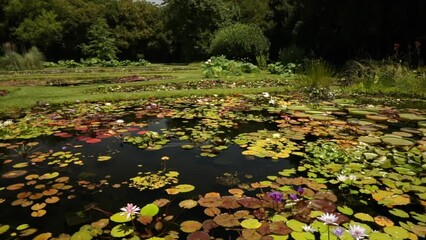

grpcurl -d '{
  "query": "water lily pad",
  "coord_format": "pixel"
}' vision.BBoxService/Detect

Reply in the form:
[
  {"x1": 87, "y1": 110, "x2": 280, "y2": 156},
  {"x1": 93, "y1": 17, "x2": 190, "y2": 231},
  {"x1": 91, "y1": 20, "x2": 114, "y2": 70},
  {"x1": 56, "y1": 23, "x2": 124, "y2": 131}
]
[
  {"x1": 286, "y1": 219, "x2": 305, "y2": 231},
  {"x1": 389, "y1": 208, "x2": 410, "y2": 218},
  {"x1": 0, "y1": 225, "x2": 10, "y2": 234},
  {"x1": 354, "y1": 212, "x2": 374, "y2": 222},
  {"x1": 179, "y1": 199, "x2": 198, "y2": 209},
  {"x1": 337, "y1": 205, "x2": 353, "y2": 215},
  {"x1": 187, "y1": 231, "x2": 210, "y2": 240},
  {"x1": 214, "y1": 213, "x2": 240, "y2": 227},
  {"x1": 111, "y1": 224, "x2": 133, "y2": 238},
  {"x1": 374, "y1": 216, "x2": 394, "y2": 227},
  {"x1": 358, "y1": 136, "x2": 381, "y2": 144},
  {"x1": 33, "y1": 232, "x2": 52, "y2": 240},
  {"x1": 399, "y1": 113, "x2": 426, "y2": 121},
  {"x1": 384, "y1": 226, "x2": 410, "y2": 239},
  {"x1": 97, "y1": 156, "x2": 112, "y2": 162},
  {"x1": 175, "y1": 184, "x2": 195, "y2": 193},
  {"x1": 180, "y1": 220, "x2": 202, "y2": 233},
  {"x1": 110, "y1": 212, "x2": 133, "y2": 223},
  {"x1": 369, "y1": 232, "x2": 392, "y2": 240},
  {"x1": 381, "y1": 136, "x2": 415, "y2": 146},
  {"x1": 241, "y1": 219, "x2": 262, "y2": 229},
  {"x1": 2, "y1": 170, "x2": 27, "y2": 179},
  {"x1": 140, "y1": 203, "x2": 159, "y2": 217},
  {"x1": 16, "y1": 224, "x2": 30, "y2": 231}
]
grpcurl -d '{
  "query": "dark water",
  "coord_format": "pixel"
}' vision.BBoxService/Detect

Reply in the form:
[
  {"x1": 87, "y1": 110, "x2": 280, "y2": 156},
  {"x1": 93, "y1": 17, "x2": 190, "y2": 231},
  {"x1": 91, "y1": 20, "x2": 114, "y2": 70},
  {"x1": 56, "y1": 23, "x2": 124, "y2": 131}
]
[{"x1": 0, "y1": 118, "x2": 295, "y2": 236}]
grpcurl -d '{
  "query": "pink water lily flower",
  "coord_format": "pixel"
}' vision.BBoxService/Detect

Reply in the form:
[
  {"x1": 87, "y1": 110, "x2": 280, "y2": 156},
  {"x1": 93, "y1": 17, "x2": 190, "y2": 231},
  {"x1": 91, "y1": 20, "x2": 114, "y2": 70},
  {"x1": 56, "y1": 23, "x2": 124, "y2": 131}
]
[{"x1": 120, "y1": 203, "x2": 140, "y2": 220}]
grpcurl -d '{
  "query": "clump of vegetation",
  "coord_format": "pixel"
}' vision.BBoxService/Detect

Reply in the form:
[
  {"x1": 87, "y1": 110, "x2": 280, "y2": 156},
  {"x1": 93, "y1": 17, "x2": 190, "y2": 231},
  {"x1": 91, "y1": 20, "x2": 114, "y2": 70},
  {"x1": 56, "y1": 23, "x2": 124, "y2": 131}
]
[
  {"x1": 209, "y1": 23, "x2": 270, "y2": 66},
  {"x1": 0, "y1": 43, "x2": 45, "y2": 71},
  {"x1": 268, "y1": 62, "x2": 298, "y2": 76},
  {"x1": 297, "y1": 59, "x2": 336, "y2": 100},
  {"x1": 343, "y1": 60, "x2": 426, "y2": 97},
  {"x1": 202, "y1": 55, "x2": 259, "y2": 78},
  {"x1": 44, "y1": 58, "x2": 150, "y2": 68}
]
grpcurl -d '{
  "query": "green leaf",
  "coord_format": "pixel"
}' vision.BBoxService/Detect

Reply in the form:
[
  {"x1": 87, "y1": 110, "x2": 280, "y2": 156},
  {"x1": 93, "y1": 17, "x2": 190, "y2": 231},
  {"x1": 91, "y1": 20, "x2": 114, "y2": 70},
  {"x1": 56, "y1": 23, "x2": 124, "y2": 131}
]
[
  {"x1": 140, "y1": 204, "x2": 159, "y2": 217},
  {"x1": 241, "y1": 219, "x2": 262, "y2": 229},
  {"x1": 291, "y1": 232, "x2": 315, "y2": 240},
  {"x1": 369, "y1": 232, "x2": 392, "y2": 240},
  {"x1": 110, "y1": 212, "x2": 133, "y2": 223},
  {"x1": 383, "y1": 226, "x2": 409, "y2": 239},
  {"x1": 286, "y1": 219, "x2": 305, "y2": 231},
  {"x1": 354, "y1": 212, "x2": 374, "y2": 222},
  {"x1": 389, "y1": 209, "x2": 409, "y2": 218},
  {"x1": 337, "y1": 206, "x2": 354, "y2": 215},
  {"x1": 111, "y1": 224, "x2": 134, "y2": 238},
  {"x1": 0, "y1": 225, "x2": 10, "y2": 235}
]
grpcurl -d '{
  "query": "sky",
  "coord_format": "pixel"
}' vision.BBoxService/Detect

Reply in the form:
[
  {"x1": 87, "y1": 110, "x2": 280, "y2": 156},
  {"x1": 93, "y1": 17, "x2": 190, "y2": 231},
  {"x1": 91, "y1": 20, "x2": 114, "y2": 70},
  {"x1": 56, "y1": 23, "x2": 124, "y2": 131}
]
[{"x1": 147, "y1": 0, "x2": 164, "y2": 4}]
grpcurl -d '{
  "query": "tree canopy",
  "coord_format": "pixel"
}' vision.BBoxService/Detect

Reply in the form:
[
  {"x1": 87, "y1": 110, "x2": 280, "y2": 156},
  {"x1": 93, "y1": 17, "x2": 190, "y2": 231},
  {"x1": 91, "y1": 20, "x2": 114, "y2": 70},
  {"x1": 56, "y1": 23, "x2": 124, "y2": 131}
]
[{"x1": 0, "y1": 0, "x2": 425, "y2": 63}]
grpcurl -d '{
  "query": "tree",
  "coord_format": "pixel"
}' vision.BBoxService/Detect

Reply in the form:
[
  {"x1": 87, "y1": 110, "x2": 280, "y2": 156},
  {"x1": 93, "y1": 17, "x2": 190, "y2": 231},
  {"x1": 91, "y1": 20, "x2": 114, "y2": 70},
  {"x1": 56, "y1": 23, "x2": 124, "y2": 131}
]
[
  {"x1": 14, "y1": 10, "x2": 63, "y2": 50},
  {"x1": 210, "y1": 23, "x2": 270, "y2": 63},
  {"x1": 80, "y1": 18, "x2": 118, "y2": 61},
  {"x1": 164, "y1": 0, "x2": 234, "y2": 61}
]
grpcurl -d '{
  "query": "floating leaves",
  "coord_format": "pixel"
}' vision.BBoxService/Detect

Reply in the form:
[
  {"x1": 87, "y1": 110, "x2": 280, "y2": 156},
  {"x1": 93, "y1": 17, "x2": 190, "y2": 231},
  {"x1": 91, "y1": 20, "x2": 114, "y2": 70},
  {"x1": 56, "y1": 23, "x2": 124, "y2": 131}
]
[{"x1": 180, "y1": 220, "x2": 202, "y2": 233}]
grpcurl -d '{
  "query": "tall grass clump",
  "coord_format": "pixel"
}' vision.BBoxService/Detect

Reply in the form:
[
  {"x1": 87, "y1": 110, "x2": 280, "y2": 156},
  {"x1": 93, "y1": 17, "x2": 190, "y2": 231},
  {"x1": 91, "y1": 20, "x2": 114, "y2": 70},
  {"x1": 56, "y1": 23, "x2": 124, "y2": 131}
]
[
  {"x1": 343, "y1": 60, "x2": 426, "y2": 97},
  {"x1": 298, "y1": 59, "x2": 336, "y2": 100},
  {"x1": 0, "y1": 44, "x2": 45, "y2": 71}
]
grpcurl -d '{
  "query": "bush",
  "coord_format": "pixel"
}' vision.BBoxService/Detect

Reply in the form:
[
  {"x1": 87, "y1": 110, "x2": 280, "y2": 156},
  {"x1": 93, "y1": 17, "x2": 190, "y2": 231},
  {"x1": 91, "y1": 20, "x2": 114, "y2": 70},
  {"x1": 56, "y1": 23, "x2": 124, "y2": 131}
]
[
  {"x1": 268, "y1": 62, "x2": 298, "y2": 76},
  {"x1": 0, "y1": 47, "x2": 45, "y2": 71},
  {"x1": 210, "y1": 23, "x2": 270, "y2": 64},
  {"x1": 202, "y1": 56, "x2": 259, "y2": 78}
]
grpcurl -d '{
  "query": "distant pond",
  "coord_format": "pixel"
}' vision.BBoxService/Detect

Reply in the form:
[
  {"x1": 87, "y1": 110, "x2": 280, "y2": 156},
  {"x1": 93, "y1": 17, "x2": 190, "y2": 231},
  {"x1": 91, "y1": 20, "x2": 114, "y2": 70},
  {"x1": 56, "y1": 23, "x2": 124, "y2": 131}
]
[{"x1": 0, "y1": 94, "x2": 425, "y2": 240}]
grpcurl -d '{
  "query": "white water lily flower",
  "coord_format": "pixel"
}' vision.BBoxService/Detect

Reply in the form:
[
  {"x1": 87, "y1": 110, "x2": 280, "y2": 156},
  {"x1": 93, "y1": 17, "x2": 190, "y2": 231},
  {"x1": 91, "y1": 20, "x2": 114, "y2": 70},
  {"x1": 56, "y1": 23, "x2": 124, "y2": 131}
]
[
  {"x1": 337, "y1": 174, "x2": 348, "y2": 182},
  {"x1": 105, "y1": 102, "x2": 112, "y2": 106},
  {"x1": 348, "y1": 174, "x2": 357, "y2": 181},
  {"x1": 317, "y1": 213, "x2": 339, "y2": 225},
  {"x1": 262, "y1": 92, "x2": 270, "y2": 98},
  {"x1": 116, "y1": 119, "x2": 124, "y2": 124},
  {"x1": 348, "y1": 224, "x2": 368, "y2": 240},
  {"x1": 269, "y1": 99, "x2": 275, "y2": 104},
  {"x1": 3, "y1": 120, "x2": 13, "y2": 126},
  {"x1": 272, "y1": 133, "x2": 281, "y2": 139},
  {"x1": 302, "y1": 225, "x2": 316, "y2": 233}
]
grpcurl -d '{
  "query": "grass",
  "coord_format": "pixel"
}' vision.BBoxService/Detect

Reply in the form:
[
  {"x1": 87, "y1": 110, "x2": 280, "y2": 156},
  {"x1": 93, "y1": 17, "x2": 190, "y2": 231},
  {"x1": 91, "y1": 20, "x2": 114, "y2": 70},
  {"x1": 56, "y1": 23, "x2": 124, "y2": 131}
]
[{"x1": 0, "y1": 65, "x2": 293, "y2": 115}]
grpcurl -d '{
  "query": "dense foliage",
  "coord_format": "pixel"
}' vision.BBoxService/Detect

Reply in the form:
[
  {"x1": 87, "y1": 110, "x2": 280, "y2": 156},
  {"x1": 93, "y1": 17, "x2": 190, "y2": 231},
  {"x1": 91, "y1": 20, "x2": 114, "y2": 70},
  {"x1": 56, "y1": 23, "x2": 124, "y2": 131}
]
[
  {"x1": 0, "y1": 0, "x2": 425, "y2": 64},
  {"x1": 210, "y1": 23, "x2": 270, "y2": 63}
]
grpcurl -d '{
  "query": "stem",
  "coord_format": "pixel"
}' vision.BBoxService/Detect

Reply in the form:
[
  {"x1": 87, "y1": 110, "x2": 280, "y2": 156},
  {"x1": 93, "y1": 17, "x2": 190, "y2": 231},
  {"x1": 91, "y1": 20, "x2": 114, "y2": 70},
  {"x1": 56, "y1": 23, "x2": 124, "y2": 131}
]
[{"x1": 328, "y1": 225, "x2": 330, "y2": 240}]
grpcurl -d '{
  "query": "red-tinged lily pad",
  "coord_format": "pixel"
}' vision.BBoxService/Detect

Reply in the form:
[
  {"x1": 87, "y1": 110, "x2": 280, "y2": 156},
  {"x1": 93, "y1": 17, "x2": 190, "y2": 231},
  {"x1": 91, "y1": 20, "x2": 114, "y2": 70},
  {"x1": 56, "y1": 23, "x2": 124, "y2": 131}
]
[
  {"x1": 7, "y1": 183, "x2": 25, "y2": 190},
  {"x1": 91, "y1": 219, "x2": 109, "y2": 229},
  {"x1": 198, "y1": 197, "x2": 223, "y2": 208},
  {"x1": 270, "y1": 221, "x2": 292, "y2": 235},
  {"x1": 45, "y1": 196, "x2": 60, "y2": 204},
  {"x1": 237, "y1": 197, "x2": 264, "y2": 209},
  {"x1": 54, "y1": 132, "x2": 73, "y2": 138},
  {"x1": 2, "y1": 170, "x2": 27, "y2": 179},
  {"x1": 179, "y1": 199, "x2": 198, "y2": 209},
  {"x1": 180, "y1": 220, "x2": 202, "y2": 233},
  {"x1": 17, "y1": 191, "x2": 32, "y2": 199},
  {"x1": 187, "y1": 231, "x2": 210, "y2": 240},
  {"x1": 308, "y1": 199, "x2": 336, "y2": 213},
  {"x1": 31, "y1": 209, "x2": 47, "y2": 217},
  {"x1": 204, "y1": 207, "x2": 221, "y2": 217},
  {"x1": 219, "y1": 196, "x2": 241, "y2": 209},
  {"x1": 31, "y1": 203, "x2": 46, "y2": 211},
  {"x1": 85, "y1": 138, "x2": 101, "y2": 144},
  {"x1": 214, "y1": 213, "x2": 240, "y2": 227}
]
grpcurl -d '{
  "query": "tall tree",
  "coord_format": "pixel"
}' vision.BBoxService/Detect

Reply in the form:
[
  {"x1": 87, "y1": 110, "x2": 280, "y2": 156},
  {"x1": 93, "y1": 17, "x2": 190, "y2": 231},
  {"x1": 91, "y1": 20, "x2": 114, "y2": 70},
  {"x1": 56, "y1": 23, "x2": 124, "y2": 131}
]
[
  {"x1": 80, "y1": 18, "x2": 118, "y2": 60},
  {"x1": 163, "y1": 0, "x2": 234, "y2": 61}
]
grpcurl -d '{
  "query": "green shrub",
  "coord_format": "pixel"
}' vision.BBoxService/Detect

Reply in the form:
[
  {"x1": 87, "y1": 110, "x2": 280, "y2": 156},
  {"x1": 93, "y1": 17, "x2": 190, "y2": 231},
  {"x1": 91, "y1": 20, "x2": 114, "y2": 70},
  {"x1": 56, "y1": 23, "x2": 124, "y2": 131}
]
[
  {"x1": 210, "y1": 23, "x2": 270, "y2": 63},
  {"x1": 202, "y1": 56, "x2": 259, "y2": 78},
  {"x1": 22, "y1": 47, "x2": 45, "y2": 70},
  {"x1": 268, "y1": 62, "x2": 298, "y2": 76}
]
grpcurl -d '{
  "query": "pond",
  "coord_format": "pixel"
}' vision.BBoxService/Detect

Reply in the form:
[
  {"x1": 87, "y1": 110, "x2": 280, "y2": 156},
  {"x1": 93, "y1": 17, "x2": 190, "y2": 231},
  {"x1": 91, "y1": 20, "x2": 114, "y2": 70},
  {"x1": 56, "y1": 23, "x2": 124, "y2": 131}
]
[{"x1": 0, "y1": 94, "x2": 425, "y2": 240}]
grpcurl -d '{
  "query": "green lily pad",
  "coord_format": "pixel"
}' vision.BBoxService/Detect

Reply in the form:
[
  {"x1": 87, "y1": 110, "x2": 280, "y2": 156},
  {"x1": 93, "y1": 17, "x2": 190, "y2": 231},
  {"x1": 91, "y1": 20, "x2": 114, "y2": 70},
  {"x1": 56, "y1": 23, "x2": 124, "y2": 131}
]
[
  {"x1": 290, "y1": 232, "x2": 315, "y2": 240},
  {"x1": 383, "y1": 226, "x2": 409, "y2": 239},
  {"x1": 140, "y1": 204, "x2": 159, "y2": 217},
  {"x1": 354, "y1": 213, "x2": 374, "y2": 222},
  {"x1": 268, "y1": 235, "x2": 289, "y2": 240},
  {"x1": 309, "y1": 114, "x2": 335, "y2": 121},
  {"x1": 111, "y1": 224, "x2": 134, "y2": 238},
  {"x1": 337, "y1": 205, "x2": 354, "y2": 215},
  {"x1": 241, "y1": 219, "x2": 262, "y2": 229},
  {"x1": 110, "y1": 212, "x2": 133, "y2": 223},
  {"x1": 369, "y1": 232, "x2": 392, "y2": 240},
  {"x1": 0, "y1": 225, "x2": 10, "y2": 234},
  {"x1": 286, "y1": 219, "x2": 305, "y2": 231},
  {"x1": 358, "y1": 136, "x2": 381, "y2": 144},
  {"x1": 399, "y1": 113, "x2": 426, "y2": 121},
  {"x1": 419, "y1": 121, "x2": 426, "y2": 128},
  {"x1": 389, "y1": 209, "x2": 409, "y2": 218},
  {"x1": 381, "y1": 136, "x2": 415, "y2": 146},
  {"x1": 16, "y1": 224, "x2": 30, "y2": 231},
  {"x1": 181, "y1": 144, "x2": 195, "y2": 150}
]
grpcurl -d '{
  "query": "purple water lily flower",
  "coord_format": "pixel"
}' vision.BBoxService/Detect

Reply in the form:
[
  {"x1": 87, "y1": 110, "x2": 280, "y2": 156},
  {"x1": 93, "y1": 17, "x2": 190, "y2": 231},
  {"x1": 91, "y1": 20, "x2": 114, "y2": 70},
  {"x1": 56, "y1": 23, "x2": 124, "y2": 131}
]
[
  {"x1": 333, "y1": 227, "x2": 345, "y2": 237},
  {"x1": 297, "y1": 186, "x2": 304, "y2": 195},
  {"x1": 268, "y1": 191, "x2": 284, "y2": 203},
  {"x1": 289, "y1": 194, "x2": 299, "y2": 201}
]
